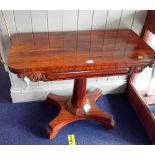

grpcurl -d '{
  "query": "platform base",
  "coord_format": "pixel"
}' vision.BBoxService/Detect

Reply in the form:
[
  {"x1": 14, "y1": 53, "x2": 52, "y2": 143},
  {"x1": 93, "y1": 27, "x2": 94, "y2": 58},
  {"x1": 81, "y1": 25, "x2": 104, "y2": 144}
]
[{"x1": 45, "y1": 88, "x2": 115, "y2": 139}]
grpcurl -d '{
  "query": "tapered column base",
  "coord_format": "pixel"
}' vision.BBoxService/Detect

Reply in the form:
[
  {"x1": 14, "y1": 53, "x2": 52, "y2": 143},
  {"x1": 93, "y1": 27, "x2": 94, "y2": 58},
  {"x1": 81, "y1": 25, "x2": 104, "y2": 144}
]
[{"x1": 45, "y1": 88, "x2": 115, "y2": 139}]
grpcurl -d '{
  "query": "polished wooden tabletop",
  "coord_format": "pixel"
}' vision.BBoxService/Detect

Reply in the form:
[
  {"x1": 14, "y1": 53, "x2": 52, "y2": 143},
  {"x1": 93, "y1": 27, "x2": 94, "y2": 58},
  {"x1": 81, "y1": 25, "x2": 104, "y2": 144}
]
[{"x1": 8, "y1": 29, "x2": 155, "y2": 74}]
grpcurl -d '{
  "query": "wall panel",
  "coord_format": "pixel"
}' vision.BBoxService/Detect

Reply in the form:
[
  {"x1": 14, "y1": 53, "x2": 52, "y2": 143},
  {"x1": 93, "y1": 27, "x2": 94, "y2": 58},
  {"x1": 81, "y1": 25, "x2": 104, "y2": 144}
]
[
  {"x1": 63, "y1": 10, "x2": 78, "y2": 31},
  {"x1": 78, "y1": 10, "x2": 94, "y2": 30},
  {"x1": 2, "y1": 10, "x2": 16, "y2": 36},
  {"x1": 92, "y1": 10, "x2": 108, "y2": 30},
  {"x1": 13, "y1": 10, "x2": 32, "y2": 33},
  {"x1": 119, "y1": 10, "x2": 136, "y2": 29},
  {"x1": 132, "y1": 10, "x2": 148, "y2": 35},
  {"x1": 47, "y1": 10, "x2": 63, "y2": 32},
  {"x1": 30, "y1": 10, "x2": 48, "y2": 32},
  {"x1": 106, "y1": 10, "x2": 122, "y2": 29}
]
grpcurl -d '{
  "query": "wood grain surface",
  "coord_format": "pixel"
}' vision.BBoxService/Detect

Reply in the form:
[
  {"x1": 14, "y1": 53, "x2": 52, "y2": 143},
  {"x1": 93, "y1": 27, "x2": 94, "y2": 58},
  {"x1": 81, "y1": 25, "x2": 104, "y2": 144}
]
[{"x1": 8, "y1": 29, "x2": 155, "y2": 77}]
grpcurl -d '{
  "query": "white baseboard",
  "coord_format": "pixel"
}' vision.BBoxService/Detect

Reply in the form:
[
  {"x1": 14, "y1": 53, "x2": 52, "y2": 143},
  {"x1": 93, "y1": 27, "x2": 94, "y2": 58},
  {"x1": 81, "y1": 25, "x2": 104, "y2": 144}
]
[{"x1": 11, "y1": 81, "x2": 127, "y2": 103}]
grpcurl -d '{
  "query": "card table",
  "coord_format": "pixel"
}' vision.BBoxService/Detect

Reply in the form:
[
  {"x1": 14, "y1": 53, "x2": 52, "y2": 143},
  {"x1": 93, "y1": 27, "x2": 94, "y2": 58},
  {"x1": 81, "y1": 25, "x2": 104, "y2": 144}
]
[{"x1": 7, "y1": 29, "x2": 155, "y2": 139}]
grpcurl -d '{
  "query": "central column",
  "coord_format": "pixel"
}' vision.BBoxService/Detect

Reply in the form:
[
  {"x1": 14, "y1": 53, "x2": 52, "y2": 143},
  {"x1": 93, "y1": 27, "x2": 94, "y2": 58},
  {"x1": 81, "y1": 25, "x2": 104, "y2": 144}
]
[
  {"x1": 67, "y1": 78, "x2": 89, "y2": 115},
  {"x1": 72, "y1": 78, "x2": 87, "y2": 107}
]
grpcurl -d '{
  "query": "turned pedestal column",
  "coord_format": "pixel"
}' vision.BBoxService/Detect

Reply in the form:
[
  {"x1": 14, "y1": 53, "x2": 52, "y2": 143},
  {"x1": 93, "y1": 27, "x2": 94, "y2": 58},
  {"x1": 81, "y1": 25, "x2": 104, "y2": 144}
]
[{"x1": 45, "y1": 78, "x2": 115, "y2": 139}]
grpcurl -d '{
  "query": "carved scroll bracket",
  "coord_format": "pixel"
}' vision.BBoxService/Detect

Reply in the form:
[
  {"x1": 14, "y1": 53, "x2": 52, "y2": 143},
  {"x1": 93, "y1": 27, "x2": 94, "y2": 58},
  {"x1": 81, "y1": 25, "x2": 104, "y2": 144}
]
[
  {"x1": 18, "y1": 72, "x2": 48, "y2": 82},
  {"x1": 131, "y1": 65, "x2": 148, "y2": 74},
  {"x1": 130, "y1": 62, "x2": 154, "y2": 75}
]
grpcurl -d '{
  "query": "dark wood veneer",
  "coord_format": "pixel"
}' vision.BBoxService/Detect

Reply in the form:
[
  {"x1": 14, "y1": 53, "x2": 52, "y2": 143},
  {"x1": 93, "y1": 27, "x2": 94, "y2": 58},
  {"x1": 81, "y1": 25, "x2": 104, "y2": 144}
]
[{"x1": 8, "y1": 29, "x2": 155, "y2": 75}]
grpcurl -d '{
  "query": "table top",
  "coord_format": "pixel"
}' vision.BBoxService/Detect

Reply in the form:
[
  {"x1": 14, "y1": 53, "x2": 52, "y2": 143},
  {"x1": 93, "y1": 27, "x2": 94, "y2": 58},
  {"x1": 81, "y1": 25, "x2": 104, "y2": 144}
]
[{"x1": 8, "y1": 29, "x2": 155, "y2": 77}]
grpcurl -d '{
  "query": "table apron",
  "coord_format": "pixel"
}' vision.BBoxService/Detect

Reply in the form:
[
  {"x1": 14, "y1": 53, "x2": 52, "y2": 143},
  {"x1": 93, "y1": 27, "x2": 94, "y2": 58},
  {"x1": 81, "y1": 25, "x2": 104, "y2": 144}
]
[{"x1": 46, "y1": 68, "x2": 130, "y2": 81}]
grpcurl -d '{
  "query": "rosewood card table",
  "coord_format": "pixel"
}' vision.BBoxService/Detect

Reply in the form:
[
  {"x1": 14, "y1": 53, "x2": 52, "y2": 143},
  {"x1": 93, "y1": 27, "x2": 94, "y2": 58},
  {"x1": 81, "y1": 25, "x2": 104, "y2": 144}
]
[{"x1": 7, "y1": 29, "x2": 155, "y2": 139}]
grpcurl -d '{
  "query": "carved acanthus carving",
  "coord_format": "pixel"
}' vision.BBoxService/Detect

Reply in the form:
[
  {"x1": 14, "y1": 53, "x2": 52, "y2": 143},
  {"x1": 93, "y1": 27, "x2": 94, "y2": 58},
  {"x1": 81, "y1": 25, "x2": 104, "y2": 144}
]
[
  {"x1": 130, "y1": 62, "x2": 154, "y2": 74},
  {"x1": 132, "y1": 65, "x2": 148, "y2": 73},
  {"x1": 18, "y1": 72, "x2": 48, "y2": 82}
]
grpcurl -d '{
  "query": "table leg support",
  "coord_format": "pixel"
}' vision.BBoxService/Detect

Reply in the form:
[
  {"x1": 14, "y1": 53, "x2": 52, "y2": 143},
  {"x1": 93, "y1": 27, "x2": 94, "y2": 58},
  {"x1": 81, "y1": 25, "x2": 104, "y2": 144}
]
[{"x1": 45, "y1": 78, "x2": 115, "y2": 139}]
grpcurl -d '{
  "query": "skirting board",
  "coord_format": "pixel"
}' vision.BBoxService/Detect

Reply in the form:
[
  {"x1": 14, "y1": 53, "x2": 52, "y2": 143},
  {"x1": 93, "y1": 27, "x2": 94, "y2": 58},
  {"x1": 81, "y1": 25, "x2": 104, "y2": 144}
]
[{"x1": 11, "y1": 81, "x2": 127, "y2": 103}]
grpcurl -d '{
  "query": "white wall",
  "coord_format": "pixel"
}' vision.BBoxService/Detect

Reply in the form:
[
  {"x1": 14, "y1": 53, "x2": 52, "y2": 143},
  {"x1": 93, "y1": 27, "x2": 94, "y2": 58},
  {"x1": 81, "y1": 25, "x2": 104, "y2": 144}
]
[{"x1": 0, "y1": 10, "x2": 148, "y2": 103}]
